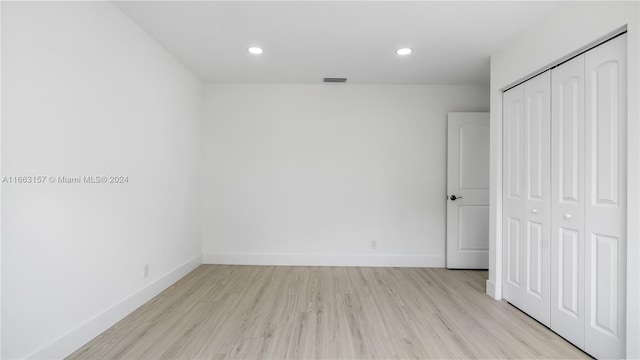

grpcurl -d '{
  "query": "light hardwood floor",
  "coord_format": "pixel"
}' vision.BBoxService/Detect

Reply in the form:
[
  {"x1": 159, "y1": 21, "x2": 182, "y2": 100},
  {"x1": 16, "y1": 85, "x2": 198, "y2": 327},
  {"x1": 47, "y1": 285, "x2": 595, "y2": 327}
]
[{"x1": 68, "y1": 265, "x2": 588, "y2": 359}]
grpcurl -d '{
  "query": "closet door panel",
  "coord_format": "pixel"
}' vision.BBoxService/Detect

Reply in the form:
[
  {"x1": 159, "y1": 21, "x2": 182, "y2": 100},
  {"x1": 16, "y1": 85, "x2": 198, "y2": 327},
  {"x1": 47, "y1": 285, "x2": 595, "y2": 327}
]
[
  {"x1": 584, "y1": 33, "x2": 627, "y2": 360},
  {"x1": 503, "y1": 84, "x2": 525, "y2": 307},
  {"x1": 522, "y1": 71, "x2": 551, "y2": 325},
  {"x1": 505, "y1": 86, "x2": 525, "y2": 203},
  {"x1": 502, "y1": 73, "x2": 551, "y2": 327},
  {"x1": 551, "y1": 54, "x2": 585, "y2": 349},
  {"x1": 559, "y1": 228, "x2": 580, "y2": 315}
]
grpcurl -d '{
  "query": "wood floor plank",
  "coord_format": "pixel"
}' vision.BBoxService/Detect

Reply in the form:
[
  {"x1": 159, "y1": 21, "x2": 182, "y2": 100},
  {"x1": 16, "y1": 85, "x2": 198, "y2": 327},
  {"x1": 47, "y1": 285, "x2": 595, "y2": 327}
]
[{"x1": 67, "y1": 265, "x2": 589, "y2": 360}]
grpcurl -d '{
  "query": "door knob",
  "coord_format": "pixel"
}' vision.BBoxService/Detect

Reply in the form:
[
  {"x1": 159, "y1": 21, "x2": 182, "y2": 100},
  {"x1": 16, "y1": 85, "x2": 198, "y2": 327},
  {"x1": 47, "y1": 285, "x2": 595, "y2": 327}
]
[
  {"x1": 531, "y1": 209, "x2": 538, "y2": 214},
  {"x1": 449, "y1": 195, "x2": 463, "y2": 201},
  {"x1": 563, "y1": 213, "x2": 572, "y2": 220}
]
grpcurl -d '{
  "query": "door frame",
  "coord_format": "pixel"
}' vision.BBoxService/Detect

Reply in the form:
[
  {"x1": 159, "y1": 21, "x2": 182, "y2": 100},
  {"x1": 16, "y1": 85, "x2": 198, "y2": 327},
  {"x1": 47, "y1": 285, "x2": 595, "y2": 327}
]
[{"x1": 445, "y1": 112, "x2": 490, "y2": 269}]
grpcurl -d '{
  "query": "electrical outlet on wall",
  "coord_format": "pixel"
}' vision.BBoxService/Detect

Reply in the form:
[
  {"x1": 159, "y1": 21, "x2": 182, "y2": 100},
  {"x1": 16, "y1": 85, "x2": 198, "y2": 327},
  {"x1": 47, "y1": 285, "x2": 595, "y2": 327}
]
[
  {"x1": 144, "y1": 264, "x2": 149, "y2": 278},
  {"x1": 371, "y1": 240, "x2": 377, "y2": 249}
]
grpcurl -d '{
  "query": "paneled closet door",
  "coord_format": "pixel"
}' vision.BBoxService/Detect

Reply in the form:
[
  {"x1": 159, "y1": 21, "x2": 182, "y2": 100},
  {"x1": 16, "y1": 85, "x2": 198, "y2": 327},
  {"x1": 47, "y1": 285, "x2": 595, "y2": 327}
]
[
  {"x1": 584, "y1": 33, "x2": 627, "y2": 360},
  {"x1": 502, "y1": 84, "x2": 526, "y2": 310},
  {"x1": 521, "y1": 72, "x2": 552, "y2": 325},
  {"x1": 551, "y1": 54, "x2": 586, "y2": 349},
  {"x1": 502, "y1": 72, "x2": 551, "y2": 326},
  {"x1": 504, "y1": 33, "x2": 627, "y2": 359}
]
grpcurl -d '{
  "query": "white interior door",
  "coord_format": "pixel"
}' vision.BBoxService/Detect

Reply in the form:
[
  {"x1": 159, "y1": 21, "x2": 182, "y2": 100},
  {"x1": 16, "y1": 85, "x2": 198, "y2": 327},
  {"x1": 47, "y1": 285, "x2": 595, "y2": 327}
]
[
  {"x1": 584, "y1": 33, "x2": 627, "y2": 360},
  {"x1": 502, "y1": 72, "x2": 551, "y2": 326},
  {"x1": 502, "y1": 33, "x2": 627, "y2": 359},
  {"x1": 446, "y1": 112, "x2": 490, "y2": 269},
  {"x1": 502, "y1": 83, "x2": 526, "y2": 307},
  {"x1": 522, "y1": 71, "x2": 552, "y2": 325},
  {"x1": 551, "y1": 52, "x2": 586, "y2": 349}
]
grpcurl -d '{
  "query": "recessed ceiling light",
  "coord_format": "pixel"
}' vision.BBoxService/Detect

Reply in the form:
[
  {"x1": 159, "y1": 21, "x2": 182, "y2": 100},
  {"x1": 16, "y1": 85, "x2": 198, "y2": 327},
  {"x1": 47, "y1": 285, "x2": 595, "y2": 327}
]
[
  {"x1": 396, "y1": 48, "x2": 412, "y2": 56},
  {"x1": 248, "y1": 47, "x2": 264, "y2": 55}
]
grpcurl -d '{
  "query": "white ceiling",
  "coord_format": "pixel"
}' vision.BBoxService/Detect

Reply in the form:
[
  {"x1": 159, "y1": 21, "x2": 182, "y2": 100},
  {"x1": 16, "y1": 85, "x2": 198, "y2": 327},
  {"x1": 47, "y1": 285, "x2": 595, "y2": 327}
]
[{"x1": 114, "y1": 1, "x2": 561, "y2": 85}]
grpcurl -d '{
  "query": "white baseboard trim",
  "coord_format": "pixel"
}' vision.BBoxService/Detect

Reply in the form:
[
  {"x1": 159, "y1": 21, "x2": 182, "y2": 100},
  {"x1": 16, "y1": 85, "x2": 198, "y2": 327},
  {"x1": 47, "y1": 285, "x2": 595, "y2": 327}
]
[
  {"x1": 26, "y1": 255, "x2": 202, "y2": 360},
  {"x1": 486, "y1": 279, "x2": 502, "y2": 300},
  {"x1": 202, "y1": 252, "x2": 444, "y2": 267}
]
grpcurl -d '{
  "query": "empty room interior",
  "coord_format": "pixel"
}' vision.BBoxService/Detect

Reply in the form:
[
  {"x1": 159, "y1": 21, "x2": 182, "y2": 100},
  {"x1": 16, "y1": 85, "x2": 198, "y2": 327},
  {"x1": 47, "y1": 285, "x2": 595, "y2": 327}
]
[{"x1": 1, "y1": 1, "x2": 639, "y2": 359}]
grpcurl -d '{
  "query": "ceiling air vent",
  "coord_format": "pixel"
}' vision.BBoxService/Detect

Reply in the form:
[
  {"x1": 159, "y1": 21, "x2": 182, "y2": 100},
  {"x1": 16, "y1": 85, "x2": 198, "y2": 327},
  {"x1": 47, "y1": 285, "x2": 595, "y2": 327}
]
[{"x1": 323, "y1": 77, "x2": 347, "y2": 83}]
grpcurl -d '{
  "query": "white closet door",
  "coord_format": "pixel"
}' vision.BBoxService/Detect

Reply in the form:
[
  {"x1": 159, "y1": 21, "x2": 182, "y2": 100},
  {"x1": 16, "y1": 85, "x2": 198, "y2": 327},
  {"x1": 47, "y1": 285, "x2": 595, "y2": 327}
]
[
  {"x1": 502, "y1": 84, "x2": 526, "y2": 309},
  {"x1": 503, "y1": 72, "x2": 551, "y2": 325},
  {"x1": 551, "y1": 54, "x2": 586, "y2": 349},
  {"x1": 503, "y1": 33, "x2": 627, "y2": 359},
  {"x1": 584, "y1": 34, "x2": 627, "y2": 359},
  {"x1": 521, "y1": 71, "x2": 552, "y2": 326}
]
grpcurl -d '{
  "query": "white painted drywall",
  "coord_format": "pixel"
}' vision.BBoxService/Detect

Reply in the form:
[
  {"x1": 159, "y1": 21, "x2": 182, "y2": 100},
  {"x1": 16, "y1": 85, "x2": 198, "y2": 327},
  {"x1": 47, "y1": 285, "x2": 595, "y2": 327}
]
[
  {"x1": 1, "y1": 2, "x2": 203, "y2": 358},
  {"x1": 203, "y1": 84, "x2": 488, "y2": 267},
  {"x1": 488, "y1": 1, "x2": 639, "y2": 357},
  {"x1": 0, "y1": 2, "x2": 3, "y2": 356}
]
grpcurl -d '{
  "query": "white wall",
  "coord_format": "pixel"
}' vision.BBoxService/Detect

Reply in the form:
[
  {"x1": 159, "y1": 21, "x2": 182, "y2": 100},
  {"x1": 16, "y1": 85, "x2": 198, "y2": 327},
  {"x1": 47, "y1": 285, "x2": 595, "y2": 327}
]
[
  {"x1": 488, "y1": 1, "x2": 639, "y2": 357},
  {"x1": 203, "y1": 84, "x2": 488, "y2": 267},
  {"x1": 1, "y1": 2, "x2": 203, "y2": 358},
  {"x1": 0, "y1": 2, "x2": 3, "y2": 356}
]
